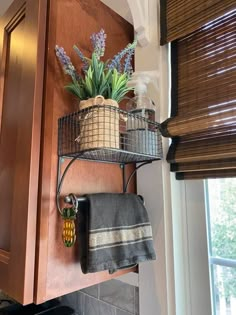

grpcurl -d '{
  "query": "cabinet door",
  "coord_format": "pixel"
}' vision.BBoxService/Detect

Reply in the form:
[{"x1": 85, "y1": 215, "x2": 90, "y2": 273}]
[
  {"x1": 35, "y1": 0, "x2": 136, "y2": 304},
  {"x1": 0, "y1": 0, "x2": 47, "y2": 305}
]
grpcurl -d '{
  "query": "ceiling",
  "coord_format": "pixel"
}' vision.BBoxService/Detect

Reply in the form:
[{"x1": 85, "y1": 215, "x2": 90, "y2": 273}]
[
  {"x1": 0, "y1": 0, "x2": 14, "y2": 16},
  {"x1": 100, "y1": 0, "x2": 133, "y2": 24}
]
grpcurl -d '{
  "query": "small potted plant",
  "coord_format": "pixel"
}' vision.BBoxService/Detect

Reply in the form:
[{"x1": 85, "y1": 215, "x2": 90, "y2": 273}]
[
  {"x1": 55, "y1": 29, "x2": 137, "y2": 150},
  {"x1": 55, "y1": 29, "x2": 137, "y2": 105}
]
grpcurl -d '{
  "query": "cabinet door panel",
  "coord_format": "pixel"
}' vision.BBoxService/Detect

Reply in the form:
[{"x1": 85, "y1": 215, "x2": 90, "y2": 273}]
[
  {"x1": 35, "y1": 0, "x2": 136, "y2": 304},
  {"x1": 0, "y1": 0, "x2": 47, "y2": 305},
  {"x1": 0, "y1": 13, "x2": 25, "y2": 252}
]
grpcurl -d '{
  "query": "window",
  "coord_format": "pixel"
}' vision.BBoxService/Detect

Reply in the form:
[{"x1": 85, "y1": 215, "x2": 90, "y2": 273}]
[
  {"x1": 161, "y1": 2, "x2": 236, "y2": 314},
  {"x1": 205, "y1": 178, "x2": 236, "y2": 315}
]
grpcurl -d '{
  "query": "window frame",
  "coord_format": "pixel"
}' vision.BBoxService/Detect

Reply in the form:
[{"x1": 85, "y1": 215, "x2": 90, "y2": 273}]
[
  {"x1": 171, "y1": 177, "x2": 212, "y2": 315},
  {"x1": 205, "y1": 179, "x2": 236, "y2": 315}
]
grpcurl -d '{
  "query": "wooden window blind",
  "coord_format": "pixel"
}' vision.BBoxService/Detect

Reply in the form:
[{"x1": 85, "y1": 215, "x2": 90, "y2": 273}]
[
  {"x1": 160, "y1": 9, "x2": 236, "y2": 180},
  {"x1": 160, "y1": 0, "x2": 236, "y2": 44}
]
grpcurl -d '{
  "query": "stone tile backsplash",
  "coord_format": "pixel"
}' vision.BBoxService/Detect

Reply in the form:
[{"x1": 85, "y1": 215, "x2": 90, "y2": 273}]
[
  {"x1": 84, "y1": 294, "x2": 116, "y2": 315},
  {"x1": 135, "y1": 286, "x2": 139, "y2": 315},
  {"x1": 61, "y1": 279, "x2": 139, "y2": 315},
  {"x1": 0, "y1": 290, "x2": 16, "y2": 309},
  {"x1": 81, "y1": 284, "x2": 99, "y2": 299},
  {"x1": 60, "y1": 290, "x2": 84, "y2": 314},
  {"x1": 100, "y1": 279, "x2": 135, "y2": 313},
  {"x1": 0, "y1": 280, "x2": 139, "y2": 314},
  {"x1": 117, "y1": 310, "x2": 134, "y2": 315}
]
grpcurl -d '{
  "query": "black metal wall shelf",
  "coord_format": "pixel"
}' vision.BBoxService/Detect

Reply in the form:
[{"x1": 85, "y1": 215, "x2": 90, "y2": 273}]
[
  {"x1": 56, "y1": 105, "x2": 163, "y2": 214},
  {"x1": 59, "y1": 147, "x2": 160, "y2": 164}
]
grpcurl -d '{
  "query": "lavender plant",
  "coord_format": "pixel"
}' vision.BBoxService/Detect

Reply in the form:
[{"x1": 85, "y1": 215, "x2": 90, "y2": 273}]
[{"x1": 55, "y1": 29, "x2": 137, "y2": 103}]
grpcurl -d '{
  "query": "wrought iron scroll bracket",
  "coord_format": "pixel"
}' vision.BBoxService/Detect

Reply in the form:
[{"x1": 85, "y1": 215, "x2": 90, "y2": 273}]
[
  {"x1": 56, "y1": 157, "x2": 153, "y2": 214},
  {"x1": 121, "y1": 161, "x2": 152, "y2": 193},
  {"x1": 56, "y1": 155, "x2": 87, "y2": 215}
]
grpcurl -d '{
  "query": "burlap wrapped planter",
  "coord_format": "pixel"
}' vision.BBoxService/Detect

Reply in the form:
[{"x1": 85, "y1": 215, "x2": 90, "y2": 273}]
[{"x1": 75, "y1": 95, "x2": 120, "y2": 151}]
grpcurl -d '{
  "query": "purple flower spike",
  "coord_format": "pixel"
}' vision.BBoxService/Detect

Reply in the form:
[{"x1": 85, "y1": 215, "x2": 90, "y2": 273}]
[
  {"x1": 73, "y1": 45, "x2": 89, "y2": 71},
  {"x1": 90, "y1": 29, "x2": 107, "y2": 59},
  {"x1": 107, "y1": 53, "x2": 122, "y2": 72},
  {"x1": 124, "y1": 48, "x2": 135, "y2": 76},
  {"x1": 55, "y1": 45, "x2": 80, "y2": 80},
  {"x1": 107, "y1": 38, "x2": 137, "y2": 73}
]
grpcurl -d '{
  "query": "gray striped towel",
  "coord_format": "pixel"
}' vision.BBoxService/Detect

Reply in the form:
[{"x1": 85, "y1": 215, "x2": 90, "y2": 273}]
[{"x1": 79, "y1": 193, "x2": 156, "y2": 274}]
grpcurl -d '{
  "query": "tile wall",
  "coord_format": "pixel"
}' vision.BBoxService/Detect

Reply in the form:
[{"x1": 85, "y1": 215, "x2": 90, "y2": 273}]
[
  {"x1": 0, "y1": 290, "x2": 15, "y2": 309},
  {"x1": 61, "y1": 279, "x2": 139, "y2": 315}
]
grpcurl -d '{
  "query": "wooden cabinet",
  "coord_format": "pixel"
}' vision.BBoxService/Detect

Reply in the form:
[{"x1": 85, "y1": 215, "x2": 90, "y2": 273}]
[
  {"x1": 0, "y1": 0, "x2": 135, "y2": 305},
  {"x1": 0, "y1": 0, "x2": 47, "y2": 304}
]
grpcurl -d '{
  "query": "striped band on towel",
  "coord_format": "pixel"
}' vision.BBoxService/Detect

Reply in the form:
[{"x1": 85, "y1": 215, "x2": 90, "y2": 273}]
[{"x1": 89, "y1": 223, "x2": 153, "y2": 251}]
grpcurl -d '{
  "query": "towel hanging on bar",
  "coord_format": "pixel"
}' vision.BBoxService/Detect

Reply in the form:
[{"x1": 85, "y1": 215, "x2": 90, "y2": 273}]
[{"x1": 78, "y1": 193, "x2": 156, "y2": 274}]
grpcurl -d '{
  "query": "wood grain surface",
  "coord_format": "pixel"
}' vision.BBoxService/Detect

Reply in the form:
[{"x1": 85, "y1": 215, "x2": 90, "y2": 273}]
[
  {"x1": 0, "y1": 0, "x2": 47, "y2": 304},
  {"x1": 35, "y1": 0, "x2": 136, "y2": 303}
]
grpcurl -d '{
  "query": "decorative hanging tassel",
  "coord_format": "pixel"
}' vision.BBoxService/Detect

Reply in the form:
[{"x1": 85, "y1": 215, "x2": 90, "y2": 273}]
[{"x1": 62, "y1": 207, "x2": 77, "y2": 247}]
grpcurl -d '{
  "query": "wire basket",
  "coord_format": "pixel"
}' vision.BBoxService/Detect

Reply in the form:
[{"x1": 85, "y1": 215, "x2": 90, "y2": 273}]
[{"x1": 58, "y1": 105, "x2": 163, "y2": 164}]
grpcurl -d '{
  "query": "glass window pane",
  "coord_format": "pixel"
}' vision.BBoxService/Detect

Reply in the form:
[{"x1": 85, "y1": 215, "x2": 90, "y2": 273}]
[
  {"x1": 212, "y1": 264, "x2": 236, "y2": 315},
  {"x1": 207, "y1": 178, "x2": 236, "y2": 260}
]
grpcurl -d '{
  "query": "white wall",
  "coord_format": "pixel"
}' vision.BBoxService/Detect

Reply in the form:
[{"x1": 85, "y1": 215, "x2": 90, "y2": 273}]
[
  {"x1": 0, "y1": 0, "x2": 14, "y2": 16},
  {"x1": 134, "y1": 1, "x2": 176, "y2": 314}
]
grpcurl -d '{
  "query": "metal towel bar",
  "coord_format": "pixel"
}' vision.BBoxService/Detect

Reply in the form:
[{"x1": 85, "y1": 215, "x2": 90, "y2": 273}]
[{"x1": 64, "y1": 193, "x2": 144, "y2": 209}]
